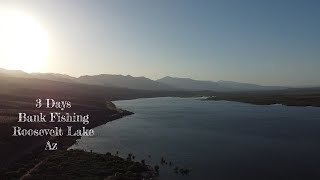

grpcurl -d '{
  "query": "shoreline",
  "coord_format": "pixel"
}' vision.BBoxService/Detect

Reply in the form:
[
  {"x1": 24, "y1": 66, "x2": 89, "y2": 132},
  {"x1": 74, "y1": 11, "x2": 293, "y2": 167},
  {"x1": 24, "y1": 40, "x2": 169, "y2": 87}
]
[{"x1": 204, "y1": 94, "x2": 320, "y2": 107}]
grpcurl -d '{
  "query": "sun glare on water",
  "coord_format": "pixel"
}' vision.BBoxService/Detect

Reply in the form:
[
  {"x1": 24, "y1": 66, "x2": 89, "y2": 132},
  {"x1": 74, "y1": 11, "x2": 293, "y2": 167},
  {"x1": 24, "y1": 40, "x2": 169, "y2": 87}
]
[{"x1": 0, "y1": 10, "x2": 48, "y2": 72}]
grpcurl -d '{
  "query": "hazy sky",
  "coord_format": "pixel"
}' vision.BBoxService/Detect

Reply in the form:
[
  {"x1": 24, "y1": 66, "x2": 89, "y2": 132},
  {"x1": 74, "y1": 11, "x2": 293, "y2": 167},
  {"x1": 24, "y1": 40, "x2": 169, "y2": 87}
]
[{"x1": 1, "y1": 0, "x2": 319, "y2": 86}]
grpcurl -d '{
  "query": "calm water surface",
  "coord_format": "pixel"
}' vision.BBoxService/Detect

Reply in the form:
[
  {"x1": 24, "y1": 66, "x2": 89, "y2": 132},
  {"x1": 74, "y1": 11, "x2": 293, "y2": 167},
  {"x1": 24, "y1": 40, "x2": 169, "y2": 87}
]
[{"x1": 70, "y1": 97, "x2": 320, "y2": 180}]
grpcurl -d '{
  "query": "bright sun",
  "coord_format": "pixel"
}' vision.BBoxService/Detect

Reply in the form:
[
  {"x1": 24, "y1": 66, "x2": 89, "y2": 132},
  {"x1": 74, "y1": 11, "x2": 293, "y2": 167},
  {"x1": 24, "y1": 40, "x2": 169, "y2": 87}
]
[{"x1": 0, "y1": 11, "x2": 48, "y2": 72}]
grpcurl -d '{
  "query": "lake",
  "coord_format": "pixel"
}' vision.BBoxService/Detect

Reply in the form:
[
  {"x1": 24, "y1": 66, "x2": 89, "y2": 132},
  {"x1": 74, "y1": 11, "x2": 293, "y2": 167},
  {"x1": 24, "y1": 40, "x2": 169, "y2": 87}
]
[{"x1": 70, "y1": 97, "x2": 320, "y2": 180}]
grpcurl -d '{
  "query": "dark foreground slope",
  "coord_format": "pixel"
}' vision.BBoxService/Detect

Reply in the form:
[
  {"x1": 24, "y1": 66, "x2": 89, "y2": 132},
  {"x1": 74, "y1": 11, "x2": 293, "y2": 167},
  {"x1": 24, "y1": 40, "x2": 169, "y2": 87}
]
[
  {"x1": 5, "y1": 150, "x2": 156, "y2": 180},
  {"x1": 0, "y1": 75, "x2": 130, "y2": 169}
]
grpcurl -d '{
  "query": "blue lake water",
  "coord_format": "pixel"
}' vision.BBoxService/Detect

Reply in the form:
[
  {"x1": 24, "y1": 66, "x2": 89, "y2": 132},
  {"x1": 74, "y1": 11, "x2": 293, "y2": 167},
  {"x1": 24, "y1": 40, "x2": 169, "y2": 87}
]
[{"x1": 70, "y1": 97, "x2": 320, "y2": 180}]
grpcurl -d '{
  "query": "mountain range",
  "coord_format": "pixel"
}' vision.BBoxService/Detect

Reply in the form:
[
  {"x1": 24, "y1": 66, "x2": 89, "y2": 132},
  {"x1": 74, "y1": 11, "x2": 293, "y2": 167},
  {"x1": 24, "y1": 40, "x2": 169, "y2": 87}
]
[{"x1": 0, "y1": 67, "x2": 287, "y2": 92}]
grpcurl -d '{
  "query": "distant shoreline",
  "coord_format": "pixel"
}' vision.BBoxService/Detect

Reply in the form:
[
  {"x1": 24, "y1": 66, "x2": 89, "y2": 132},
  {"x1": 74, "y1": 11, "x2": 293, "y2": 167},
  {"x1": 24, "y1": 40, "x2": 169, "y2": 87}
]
[{"x1": 204, "y1": 94, "x2": 320, "y2": 107}]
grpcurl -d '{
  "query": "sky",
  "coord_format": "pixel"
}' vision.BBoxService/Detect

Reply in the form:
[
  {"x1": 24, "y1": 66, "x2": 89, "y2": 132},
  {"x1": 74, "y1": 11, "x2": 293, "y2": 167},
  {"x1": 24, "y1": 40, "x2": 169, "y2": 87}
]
[{"x1": 0, "y1": 0, "x2": 319, "y2": 86}]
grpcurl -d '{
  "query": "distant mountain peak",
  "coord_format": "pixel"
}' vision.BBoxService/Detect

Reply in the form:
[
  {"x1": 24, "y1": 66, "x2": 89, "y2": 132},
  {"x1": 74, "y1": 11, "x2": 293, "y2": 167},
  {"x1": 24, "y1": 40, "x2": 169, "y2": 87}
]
[{"x1": 0, "y1": 68, "x2": 30, "y2": 77}]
